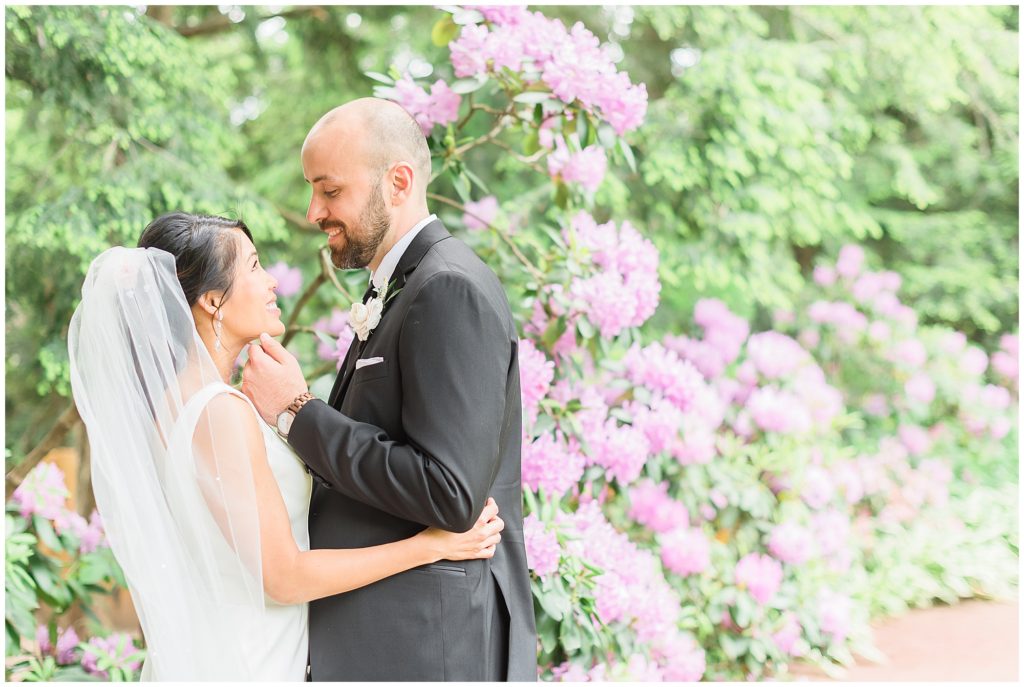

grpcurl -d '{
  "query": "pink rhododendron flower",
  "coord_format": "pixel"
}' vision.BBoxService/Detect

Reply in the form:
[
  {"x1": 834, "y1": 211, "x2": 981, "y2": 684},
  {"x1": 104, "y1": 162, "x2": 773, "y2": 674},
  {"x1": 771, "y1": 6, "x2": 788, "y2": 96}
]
[
  {"x1": 37, "y1": 625, "x2": 80, "y2": 665},
  {"x1": 801, "y1": 465, "x2": 835, "y2": 509},
  {"x1": 521, "y1": 431, "x2": 585, "y2": 496},
  {"x1": 898, "y1": 424, "x2": 931, "y2": 456},
  {"x1": 817, "y1": 590, "x2": 853, "y2": 644},
  {"x1": 523, "y1": 514, "x2": 560, "y2": 576},
  {"x1": 463, "y1": 195, "x2": 499, "y2": 231},
  {"x1": 835, "y1": 244, "x2": 865, "y2": 279},
  {"x1": 905, "y1": 373, "x2": 936, "y2": 405},
  {"x1": 747, "y1": 387, "x2": 812, "y2": 435},
  {"x1": 585, "y1": 420, "x2": 650, "y2": 485},
  {"x1": 518, "y1": 339, "x2": 554, "y2": 426},
  {"x1": 13, "y1": 461, "x2": 69, "y2": 520},
  {"x1": 960, "y1": 345, "x2": 988, "y2": 377},
  {"x1": 868, "y1": 320, "x2": 891, "y2": 343},
  {"x1": 811, "y1": 508, "x2": 851, "y2": 557},
  {"x1": 547, "y1": 141, "x2": 607, "y2": 193},
  {"x1": 659, "y1": 527, "x2": 711, "y2": 576},
  {"x1": 693, "y1": 298, "x2": 750, "y2": 365},
  {"x1": 734, "y1": 553, "x2": 783, "y2": 605},
  {"x1": 624, "y1": 343, "x2": 712, "y2": 414},
  {"x1": 653, "y1": 632, "x2": 706, "y2": 681},
  {"x1": 265, "y1": 261, "x2": 302, "y2": 298},
  {"x1": 887, "y1": 338, "x2": 928, "y2": 368},
  {"x1": 390, "y1": 75, "x2": 462, "y2": 135},
  {"x1": 862, "y1": 393, "x2": 889, "y2": 417},
  {"x1": 813, "y1": 265, "x2": 836, "y2": 286},
  {"x1": 81, "y1": 633, "x2": 143, "y2": 679},
  {"x1": 745, "y1": 331, "x2": 810, "y2": 379},
  {"x1": 768, "y1": 522, "x2": 814, "y2": 564},
  {"x1": 448, "y1": 11, "x2": 647, "y2": 133},
  {"x1": 626, "y1": 398, "x2": 684, "y2": 455},
  {"x1": 852, "y1": 272, "x2": 886, "y2": 303},
  {"x1": 627, "y1": 479, "x2": 689, "y2": 533},
  {"x1": 772, "y1": 613, "x2": 804, "y2": 656}
]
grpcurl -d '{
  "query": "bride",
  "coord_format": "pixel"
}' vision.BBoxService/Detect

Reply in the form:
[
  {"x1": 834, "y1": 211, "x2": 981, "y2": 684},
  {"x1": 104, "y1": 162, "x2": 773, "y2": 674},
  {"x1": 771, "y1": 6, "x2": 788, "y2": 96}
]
[{"x1": 68, "y1": 212, "x2": 504, "y2": 680}]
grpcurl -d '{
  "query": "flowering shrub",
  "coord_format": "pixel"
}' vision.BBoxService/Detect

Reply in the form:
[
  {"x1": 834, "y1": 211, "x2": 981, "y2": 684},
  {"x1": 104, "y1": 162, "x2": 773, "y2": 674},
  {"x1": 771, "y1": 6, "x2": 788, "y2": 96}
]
[
  {"x1": 6, "y1": 462, "x2": 144, "y2": 681},
  {"x1": 6, "y1": 5, "x2": 1017, "y2": 682}
]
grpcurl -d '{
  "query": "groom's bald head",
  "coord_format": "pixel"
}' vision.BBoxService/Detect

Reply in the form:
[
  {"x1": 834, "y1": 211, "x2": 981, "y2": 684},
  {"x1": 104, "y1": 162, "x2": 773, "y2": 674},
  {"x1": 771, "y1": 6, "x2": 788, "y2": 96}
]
[{"x1": 304, "y1": 98, "x2": 431, "y2": 191}]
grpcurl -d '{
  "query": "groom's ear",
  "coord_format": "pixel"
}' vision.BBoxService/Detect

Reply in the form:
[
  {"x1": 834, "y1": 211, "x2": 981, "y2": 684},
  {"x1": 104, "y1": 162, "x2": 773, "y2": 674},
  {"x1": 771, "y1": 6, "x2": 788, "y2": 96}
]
[{"x1": 387, "y1": 161, "x2": 415, "y2": 206}]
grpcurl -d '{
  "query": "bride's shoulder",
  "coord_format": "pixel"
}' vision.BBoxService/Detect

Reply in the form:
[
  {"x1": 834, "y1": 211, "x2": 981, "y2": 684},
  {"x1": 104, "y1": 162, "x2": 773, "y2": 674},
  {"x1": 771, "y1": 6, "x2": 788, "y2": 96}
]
[{"x1": 193, "y1": 385, "x2": 263, "y2": 437}]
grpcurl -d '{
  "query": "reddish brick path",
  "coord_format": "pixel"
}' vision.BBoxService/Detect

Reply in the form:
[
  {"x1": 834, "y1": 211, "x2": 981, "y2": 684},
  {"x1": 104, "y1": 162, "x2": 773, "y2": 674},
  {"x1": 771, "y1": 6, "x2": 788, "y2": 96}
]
[{"x1": 793, "y1": 599, "x2": 1019, "y2": 681}]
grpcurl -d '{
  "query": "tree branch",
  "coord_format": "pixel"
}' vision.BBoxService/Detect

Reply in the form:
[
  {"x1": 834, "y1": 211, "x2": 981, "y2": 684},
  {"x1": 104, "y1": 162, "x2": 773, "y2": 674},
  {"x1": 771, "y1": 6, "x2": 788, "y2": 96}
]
[
  {"x1": 6, "y1": 403, "x2": 81, "y2": 499},
  {"x1": 277, "y1": 204, "x2": 320, "y2": 233},
  {"x1": 174, "y1": 6, "x2": 326, "y2": 38},
  {"x1": 426, "y1": 192, "x2": 547, "y2": 284}
]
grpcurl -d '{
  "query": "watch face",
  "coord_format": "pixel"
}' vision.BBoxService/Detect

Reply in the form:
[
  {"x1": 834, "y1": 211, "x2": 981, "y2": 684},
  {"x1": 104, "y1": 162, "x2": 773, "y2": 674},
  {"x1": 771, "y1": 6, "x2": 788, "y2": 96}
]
[{"x1": 276, "y1": 412, "x2": 294, "y2": 435}]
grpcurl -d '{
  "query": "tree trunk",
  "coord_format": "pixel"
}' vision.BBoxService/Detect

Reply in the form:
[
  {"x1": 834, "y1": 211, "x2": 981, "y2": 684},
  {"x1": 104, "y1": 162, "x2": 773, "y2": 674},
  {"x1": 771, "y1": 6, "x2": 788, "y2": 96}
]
[
  {"x1": 145, "y1": 6, "x2": 174, "y2": 27},
  {"x1": 75, "y1": 423, "x2": 95, "y2": 517}
]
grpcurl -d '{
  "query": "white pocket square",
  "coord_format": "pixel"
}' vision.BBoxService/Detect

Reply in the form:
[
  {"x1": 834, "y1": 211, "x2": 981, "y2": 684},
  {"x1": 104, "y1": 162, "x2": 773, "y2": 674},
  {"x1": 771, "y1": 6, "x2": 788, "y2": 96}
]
[{"x1": 355, "y1": 356, "x2": 384, "y2": 370}]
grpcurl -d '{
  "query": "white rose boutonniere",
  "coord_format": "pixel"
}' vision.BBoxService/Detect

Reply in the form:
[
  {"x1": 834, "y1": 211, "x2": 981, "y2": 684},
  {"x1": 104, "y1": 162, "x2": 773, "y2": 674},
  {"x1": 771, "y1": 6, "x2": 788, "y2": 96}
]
[{"x1": 349, "y1": 282, "x2": 390, "y2": 341}]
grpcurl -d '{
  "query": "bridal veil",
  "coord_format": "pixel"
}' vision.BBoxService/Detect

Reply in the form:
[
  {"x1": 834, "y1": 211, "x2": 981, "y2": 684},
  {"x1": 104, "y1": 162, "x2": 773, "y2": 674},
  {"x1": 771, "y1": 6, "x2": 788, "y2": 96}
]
[{"x1": 68, "y1": 247, "x2": 266, "y2": 679}]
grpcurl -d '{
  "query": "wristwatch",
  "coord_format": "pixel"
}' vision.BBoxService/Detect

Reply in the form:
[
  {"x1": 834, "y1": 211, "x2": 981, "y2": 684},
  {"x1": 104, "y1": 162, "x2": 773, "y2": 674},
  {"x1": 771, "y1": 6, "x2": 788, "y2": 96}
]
[{"x1": 276, "y1": 392, "x2": 314, "y2": 438}]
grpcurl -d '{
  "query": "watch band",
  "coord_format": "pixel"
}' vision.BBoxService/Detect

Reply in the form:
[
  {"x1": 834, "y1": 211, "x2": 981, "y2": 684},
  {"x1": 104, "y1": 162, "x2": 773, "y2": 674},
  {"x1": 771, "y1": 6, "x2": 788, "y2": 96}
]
[{"x1": 287, "y1": 392, "x2": 314, "y2": 416}]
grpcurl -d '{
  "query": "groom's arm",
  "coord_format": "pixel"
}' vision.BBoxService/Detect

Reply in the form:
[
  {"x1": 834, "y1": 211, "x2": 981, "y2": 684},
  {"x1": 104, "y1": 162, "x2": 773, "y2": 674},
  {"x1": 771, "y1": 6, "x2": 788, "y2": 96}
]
[{"x1": 288, "y1": 271, "x2": 510, "y2": 532}]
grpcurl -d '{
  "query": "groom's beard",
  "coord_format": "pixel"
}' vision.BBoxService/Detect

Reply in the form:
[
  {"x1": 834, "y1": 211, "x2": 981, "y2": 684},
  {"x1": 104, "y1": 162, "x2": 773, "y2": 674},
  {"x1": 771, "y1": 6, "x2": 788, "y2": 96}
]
[{"x1": 323, "y1": 183, "x2": 391, "y2": 270}]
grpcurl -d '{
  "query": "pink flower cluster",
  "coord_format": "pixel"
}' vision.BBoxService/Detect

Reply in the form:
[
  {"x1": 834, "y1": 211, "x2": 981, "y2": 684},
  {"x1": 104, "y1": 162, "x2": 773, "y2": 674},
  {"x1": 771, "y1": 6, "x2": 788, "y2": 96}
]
[
  {"x1": 991, "y1": 334, "x2": 1018, "y2": 387},
  {"x1": 449, "y1": 9, "x2": 648, "y2": 134},
  {"x1": 313, "y1": 309, "x2": 354, "y2": 370},
  {"x1": 518, "y1": 339, "x2": 554, "y2": 427},
  {"x1": 659, "y1": 526, "x2": 711, "y2": 577},
  {"x1": 13, "y1": 461, "x2": 69, "y2": 520},
  {"x1": 390, "y1": 75, "x2": 461, "y2": 136},
  {"x1": 53, "y1": 509, "x2": 106, "y2": 554},
  {"x1": 666, "y1": 298, "x2": 750, "y2": 380},
  {"x1": 13, "y1": 462, "x2": 108, "y2": 555},
  {"x1": 523, "y1": 513, "x2": 560, "y2": 577},
  {"x1": 584, "y1": 419, "x2": 651, "y2": 485},
  {"x1": 520, "y1": 431, "x2": 585, "y2": 497},
  {"x1": 81, "y1": 633, "x2": 143, "y2": 679},
  {"x1": 627, "y1": 479, "x2": 689, "y2": 533},
  {"x1": 566, "y1": 212, "x2": 660, "y2": 338},
  {"x1": 768, "y1": 522, "x2": 814, "y2": 565},
  {"x1": 265, "y1": 261, "x2": 302, "y2": 298},
  {"x1": 36, "y1": 624, "x2": 80, "y2": 665},
  {"x1": 558, "y1": 501, "x2": 705, "y2": 678},
  {"x1": 547, "y1": 141, "x2": 607, "y2": 193},
  {"x1": 462, "y1": 195, "x2": 499, "y2": 231},
  {"x1": 734, "y1": 552, "x2": 783, "y2": 605}
]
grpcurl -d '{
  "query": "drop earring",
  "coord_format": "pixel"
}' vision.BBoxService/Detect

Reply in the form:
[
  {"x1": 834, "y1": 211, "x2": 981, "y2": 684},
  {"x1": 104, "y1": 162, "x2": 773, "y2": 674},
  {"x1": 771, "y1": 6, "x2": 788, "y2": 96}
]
[{"x1": 214, "y1": 310, "x2": 224, "y2": 351}]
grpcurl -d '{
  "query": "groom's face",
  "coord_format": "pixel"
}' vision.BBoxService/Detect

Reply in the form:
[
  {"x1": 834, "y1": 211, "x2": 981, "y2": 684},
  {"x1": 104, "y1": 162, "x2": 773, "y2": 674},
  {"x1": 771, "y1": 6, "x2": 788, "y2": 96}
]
[{"x1": 302, "y1": 135, "x2": 392, "y2": 270}]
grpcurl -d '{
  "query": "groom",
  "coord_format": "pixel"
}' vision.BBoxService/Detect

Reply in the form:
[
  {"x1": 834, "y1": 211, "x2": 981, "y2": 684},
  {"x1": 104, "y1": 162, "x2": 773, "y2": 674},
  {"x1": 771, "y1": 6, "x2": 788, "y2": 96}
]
[{"x1": 243, "y1": 98, "x2": 537, "y2": 681}]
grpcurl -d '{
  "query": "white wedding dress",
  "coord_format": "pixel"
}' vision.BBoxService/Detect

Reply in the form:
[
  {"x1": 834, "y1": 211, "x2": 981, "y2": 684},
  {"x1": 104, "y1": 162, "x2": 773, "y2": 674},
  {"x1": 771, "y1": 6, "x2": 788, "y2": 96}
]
[{"x1": 140, "y1": 383, "x2": 312, "y2": 681}]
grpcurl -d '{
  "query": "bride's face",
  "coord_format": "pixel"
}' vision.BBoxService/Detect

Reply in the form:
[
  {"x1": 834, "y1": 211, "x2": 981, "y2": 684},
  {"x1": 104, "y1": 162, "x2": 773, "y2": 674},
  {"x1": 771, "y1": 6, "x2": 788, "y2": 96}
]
[{"x1": 219, "y1": 232, "x2": 286, "y2": 343}]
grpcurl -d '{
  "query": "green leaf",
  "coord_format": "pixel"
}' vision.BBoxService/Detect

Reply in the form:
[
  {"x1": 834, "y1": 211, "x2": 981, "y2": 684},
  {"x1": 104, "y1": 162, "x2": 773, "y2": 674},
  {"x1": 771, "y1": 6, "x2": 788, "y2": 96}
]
[
  {"x1": 364, "y1": 71, "x2": 394, "y2": 85},
  {"x1": 431, "y1": 16, "x2": 460, "y2": 47},
  {"x1": 513, "y1": 91, "x2": 553, "y2": 105},
  {"x1": 554, "y1": 181, "x2": 569, "y2": 209},
  {"x1": 617, "y1": 138, "x2": 637, "y2": 174},
  {"x1": 449, "y1": 76, "x2": 487, "y2": 95},
  {"x1": 523, "y1": 130, "x2": 540, "y2": 156}
]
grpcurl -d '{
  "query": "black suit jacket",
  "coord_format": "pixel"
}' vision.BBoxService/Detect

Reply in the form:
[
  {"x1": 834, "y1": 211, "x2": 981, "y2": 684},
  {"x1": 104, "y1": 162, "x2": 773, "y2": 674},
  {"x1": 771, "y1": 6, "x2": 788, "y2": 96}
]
[{"x1": 289, "y1": 220, "x2": 537, "y2": 681}]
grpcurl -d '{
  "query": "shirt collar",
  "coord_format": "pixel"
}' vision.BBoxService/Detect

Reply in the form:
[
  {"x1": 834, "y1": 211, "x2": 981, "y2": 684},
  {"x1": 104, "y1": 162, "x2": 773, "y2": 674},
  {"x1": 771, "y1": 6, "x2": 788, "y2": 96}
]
[{"x1": 370, "y1": 213, "x2": 437, "y2": 292}]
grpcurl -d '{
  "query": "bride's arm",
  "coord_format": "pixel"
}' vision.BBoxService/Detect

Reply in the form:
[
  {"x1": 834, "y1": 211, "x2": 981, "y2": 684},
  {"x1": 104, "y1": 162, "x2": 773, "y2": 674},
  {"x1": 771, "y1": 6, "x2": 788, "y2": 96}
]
[{"x1": 200, "y1": 394, "x2": 503, "y2": 605}]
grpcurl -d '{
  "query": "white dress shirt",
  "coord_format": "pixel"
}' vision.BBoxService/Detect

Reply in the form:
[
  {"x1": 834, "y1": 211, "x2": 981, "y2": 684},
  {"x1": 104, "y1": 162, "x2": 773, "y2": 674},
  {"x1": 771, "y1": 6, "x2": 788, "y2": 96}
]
[{"x1": 369, "y1": 213, "x2": 437, "y2": 293}]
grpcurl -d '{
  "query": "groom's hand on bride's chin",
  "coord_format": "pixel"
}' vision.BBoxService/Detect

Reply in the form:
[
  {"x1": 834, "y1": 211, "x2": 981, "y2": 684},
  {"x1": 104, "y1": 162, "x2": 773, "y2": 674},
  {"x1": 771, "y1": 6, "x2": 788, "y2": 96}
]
[{"x1": 242, "y1": 332, "x2": 309, "y2": 425}]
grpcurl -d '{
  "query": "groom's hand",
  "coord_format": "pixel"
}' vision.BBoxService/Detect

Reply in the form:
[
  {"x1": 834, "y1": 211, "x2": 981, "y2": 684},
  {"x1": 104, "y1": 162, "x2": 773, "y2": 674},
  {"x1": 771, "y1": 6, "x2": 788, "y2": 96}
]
[{"x1": 242, "y1": 332, "x2": 309, "y2": 425}]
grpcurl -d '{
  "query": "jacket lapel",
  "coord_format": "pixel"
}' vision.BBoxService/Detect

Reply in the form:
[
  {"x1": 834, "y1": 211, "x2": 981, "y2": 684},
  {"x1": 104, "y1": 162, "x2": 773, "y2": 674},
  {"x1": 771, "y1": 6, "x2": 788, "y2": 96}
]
[{"x1": 327, "y1": 219, "x2": 452, "y2": 410}]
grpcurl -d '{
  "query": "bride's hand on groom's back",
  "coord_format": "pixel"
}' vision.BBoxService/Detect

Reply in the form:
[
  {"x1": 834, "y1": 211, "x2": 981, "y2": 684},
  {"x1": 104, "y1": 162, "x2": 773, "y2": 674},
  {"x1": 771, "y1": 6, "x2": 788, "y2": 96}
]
[{"x1": 418, "y1": 496, "x2": 504, "y2": 562}]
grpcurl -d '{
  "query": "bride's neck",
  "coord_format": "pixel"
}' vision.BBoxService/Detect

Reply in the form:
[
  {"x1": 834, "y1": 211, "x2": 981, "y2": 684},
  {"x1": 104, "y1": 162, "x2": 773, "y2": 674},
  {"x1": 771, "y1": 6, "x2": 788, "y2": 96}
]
[{"x1": 196, "y1": 327, "x2": 243, "y2": 384}]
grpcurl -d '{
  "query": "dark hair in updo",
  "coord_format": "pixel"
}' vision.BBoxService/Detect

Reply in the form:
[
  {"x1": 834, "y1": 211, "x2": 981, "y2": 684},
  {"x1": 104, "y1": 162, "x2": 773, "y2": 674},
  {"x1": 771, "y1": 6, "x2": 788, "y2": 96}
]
[{"x1": 137, "y1": 212, "x2": 254, "y2": 315}]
